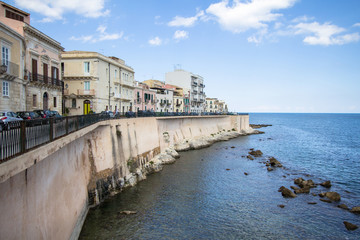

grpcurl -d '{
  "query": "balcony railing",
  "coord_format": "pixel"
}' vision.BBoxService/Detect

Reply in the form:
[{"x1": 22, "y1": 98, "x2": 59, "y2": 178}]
[
  {"x1": 0, "y1": 61, "x2": 19, "y2": 77},
  {"x1": 29, "y1": 73, "x2": 62, "y2": 87},
  {"x1": 114, "y1": 93, "x2": 121, "y2": 99}
]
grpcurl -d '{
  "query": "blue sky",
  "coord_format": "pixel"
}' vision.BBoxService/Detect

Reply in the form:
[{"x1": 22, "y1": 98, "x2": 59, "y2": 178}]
[{"x1": 5, "y1": 0, "x2": 360, "y2": 113}]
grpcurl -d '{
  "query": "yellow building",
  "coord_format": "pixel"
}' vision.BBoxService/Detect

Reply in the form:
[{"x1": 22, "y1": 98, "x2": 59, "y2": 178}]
[{"x1": 62, "y1": 51, "x2": 135, "y2": 115}]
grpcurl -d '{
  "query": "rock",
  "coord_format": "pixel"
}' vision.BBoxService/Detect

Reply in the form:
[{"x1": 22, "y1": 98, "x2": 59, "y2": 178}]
[
  {"x1": 290, "y1": 186, "x2": 299, "y2": 191},
  {"x1": 226, "y1": 168, "x2": 231, "y2": 171},
  {"x1": 265, "y1": 163, "x2": 270, "y2": 167},
  {"x1": 125, "y1": 174, "x2": 137, "y2": 187},
  {"x1": 320, "y1": 180, "x2": 332, "y2": 188},
  {"x1": 294, "y1": 187, "x2": 310, "y2": 194},
  {"x1": 278, "y1": 186, "x2": 285, "y2": 192},
  {"x1": 278, "y1": 204, "x2": 285, "y2": 208},
  {"x1": 174, "y1": 140, "x2": 192, "y2": 151},
  {"x1": 320, "y1": 199, "x2": 332, "y2": 203},
  {"x1": 318, "y1": 192, "x2": 326, "y2": 197},
  {"x1": 283, "y1": 175, "x2": 286, "y2": 178},
  {"x1": 350, "y1": 206, "x2": 360, "y2": 214},
  {"x1": 247, "y1": 155, "x2": 254, "y2": 160},
  {"x1": 344, "y1": 221, "x2": 358, "y2": 231},
  {"x1": 269, "y1": 157, "x2": 281, "y2": 167},
  {"x1": 267, "y1": 167, "x2": 273, "y2": 172},
  {"x1": 294, "y1": 178, "x2": 305, "y2": 185},
  {"x1": 157, "y1": 153, "x2": 176, "y2": 165},
  {"x1": 325, "y1": 192, "x2": 341, "y2": 201},
  {"x1": 249, "y1": 148, "x2": 254, "y2": 151},
  {"x1": 299, "y1": 180, "x2": 316, "y2": 188},
  {"x1": 281, "y1": 187, "x2": 297, "y2": 198},
  {"x1": 308, "y1": 202, "x2": 317, "y2": 205},
  {"x1": 189, "y1": 138, "x2": 211, "y2": 150},
  {"x1": 338, "y1": 204, "x2": 349, "y2": 210},
  {"x1": 248, "y1": 150, "x2": 263, "y2": 157},
  {"x1": 119, "y1": 210, "x2": 137, "y2": 215},
  {"x1": 231, "y1": 146, "x2": 235, "y2": 148},
  {"x1": 244, "y1": 172, "x2": 248, "y2": 176},
  {"x1": 312, "y1": 193, "x2": 317, "y2": 196},
  {"x1": 165, "y1": 148, "x2": 180, "y2": 159}
]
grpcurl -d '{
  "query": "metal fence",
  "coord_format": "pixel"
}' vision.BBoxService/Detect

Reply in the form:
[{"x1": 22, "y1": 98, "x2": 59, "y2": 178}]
[{"x1": 0, "y1": 112, "x2": 248, "y2": 163}]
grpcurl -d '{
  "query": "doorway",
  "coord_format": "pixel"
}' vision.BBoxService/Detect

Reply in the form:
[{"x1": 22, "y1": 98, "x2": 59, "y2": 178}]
[
  {"x1": 84, "y1": 100, "x2": 91, "y2": 115},
  {"x1": 43, "y1": 92, "x2": 48, "y2": 110}
]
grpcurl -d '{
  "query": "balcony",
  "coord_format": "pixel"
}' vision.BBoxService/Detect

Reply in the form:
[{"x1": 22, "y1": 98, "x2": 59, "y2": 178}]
[
  {"x1": 29, "y1": 73, "x2": 62, "y2": 87},
  {"x1": 191, "y1": 81, "x2": 198, "y2": 87},
  {"x1": 114, "y1": 93, "x2": 121, "y2": 99},
  {"x1": 160, "y1": 101, "x2": 166, "y2": 106},
  {"x1": 0, "y1": 61, "x2": 19, "y2": 80},
  {"x1": 77, "y1": 89, "x2": 95, "y2": 96}
]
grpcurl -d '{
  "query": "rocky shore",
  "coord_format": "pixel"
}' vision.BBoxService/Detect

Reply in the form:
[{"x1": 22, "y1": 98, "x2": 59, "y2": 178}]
[{"x1": 244, "y1": 146, "x2": 359, "y2": 231}]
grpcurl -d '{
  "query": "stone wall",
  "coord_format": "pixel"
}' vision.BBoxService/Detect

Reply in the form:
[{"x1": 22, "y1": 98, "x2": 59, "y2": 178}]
[{"x1": 0, "y1": 115, "x2": 250, "y2": 240}]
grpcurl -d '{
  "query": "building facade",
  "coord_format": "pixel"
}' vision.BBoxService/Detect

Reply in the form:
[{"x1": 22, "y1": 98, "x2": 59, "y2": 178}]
[
  {"x1": 165, "y1": 69, "x2": 206, "y2": 113},
  {"x1": 0, "y1": 1, "x2": 63, "y2": 113},
  {"x1": 133, "y1": 81, "x2": 156, "y2": 112},
  {"x1": 62, "y1": 51, "x2": 135, "y2": 115},
  {"x1": 0, "y1": 21, "x2": 26, "y2": 112}
]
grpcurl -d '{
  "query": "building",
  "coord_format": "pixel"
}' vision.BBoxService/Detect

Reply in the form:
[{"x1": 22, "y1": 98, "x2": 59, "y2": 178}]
[
  {"x1": 153, "y1": 87, "x2": 173, "y2": 112},
  {"x1": 206, "y1": 98, "x2": 219, "y2": 113},
  {"x1": 0, "y1": 1, "x2": 63, "y2": 113},
  {"x1": 62, "y1": 51, "x2": 135, "y2": 115},
  {"x1": 134, "y1": 81, "x2": 156, "y2": 112},
  {"x1": 218, "y1": 100, "x2": 228, "y2": 113},
  {"x1": 165, "y1": 69, "x2": 206, "y2": 113},
  {"x1": 0, "y1": 21, "x2": 26, "y2": 112},
  {"x1": 164, "y1": 84, "x2": 184, "y2": 113}
]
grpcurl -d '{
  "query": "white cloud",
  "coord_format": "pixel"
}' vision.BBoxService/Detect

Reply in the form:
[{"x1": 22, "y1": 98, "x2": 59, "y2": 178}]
[
  {"x1": 70, "y1": 25, "x2": 123, "y2": 43},
  {"x1": 149, "y1": 37, "x2": 162, "y2": 46},
  {"x1": 353, "y1": 23, "x2": 360, "y2": 27},
  {"x1": 174, "y1": 30, "x2": 189, "y2": 40},
  {"x1": 14, "y1": 0, "x2": 109, "y2": 22},
  {"x1": 293, "y1": 22, "x2": 360, "y2": 45},
  {"x1": 168, "y1": 11, "x2": 204, "y2": 27},
  {"x1": 291, "y1": 15, "x2": 314, "y2": 23},
  {"x1": 206, "y1": 0, "x2": 296, "y2": 33}
]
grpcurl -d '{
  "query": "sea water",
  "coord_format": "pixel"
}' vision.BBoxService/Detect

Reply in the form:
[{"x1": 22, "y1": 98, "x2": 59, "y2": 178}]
[{"x1": 79, "y1": 113, "x2": 360, "y2": 239}]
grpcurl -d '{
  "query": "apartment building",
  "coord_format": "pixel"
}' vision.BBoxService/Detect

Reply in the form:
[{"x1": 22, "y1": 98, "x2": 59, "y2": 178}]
[
  {"x1": 163, "y1": 84, "x2": 184, "y2": 113},
  {"x1": 165, "y1": 69, "x2": 206, "y2": 113},
  {"x1": 0, "y1": 1, "x2": 63, "y2": 113},
  {"x1": 62, "y1": 51, "x2": 135, "y2": 115},
  {"x1": 134, "y1": 81, "x2": 156, "y2": 112},
  {"x1": 0, "y1": 21, "x2": 26, "y2": 111},
  {"x1": 206, "y1": 98, "x2": 219, "y2": 113}
]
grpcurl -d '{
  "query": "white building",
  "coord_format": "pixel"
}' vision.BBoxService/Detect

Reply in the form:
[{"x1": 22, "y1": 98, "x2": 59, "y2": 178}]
[
  {"x1": 165, "y1": 69, "x2": 205, "y2": 113},
  {"x1": 153, "y1": 87, "x2": 173, "y2": 113}
]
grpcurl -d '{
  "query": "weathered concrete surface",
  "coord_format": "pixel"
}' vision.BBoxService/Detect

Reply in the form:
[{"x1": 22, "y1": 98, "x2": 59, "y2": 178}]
[{"x1": 0, "y1": 115, "x2": 250, "y2": 240}]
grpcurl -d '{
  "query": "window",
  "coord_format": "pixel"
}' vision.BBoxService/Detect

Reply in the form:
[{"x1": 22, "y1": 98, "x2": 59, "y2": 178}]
[
  {"x1": 53, "y1": 97, "x2": 57, "y2": 108},
  {"x1": 115, "y1": 69, "x2": 117, "y2": 79},
  {"x1": 84, "y1": 62, "x2": 90, "y2": 74},
  {"x1": 33, "y1": 95, "x2": 37, "y2": 107},
  {"x1": 2, "y1": 46, "x2": 9, "y2": 67},
  {"x1": 5, "y1": 10, "x2": 24, "y2": 22},
  {"x1": 72, "y1": 99, "x2": 76, "y2": 108},
  {"x1": 84, "y1": 81, "x2": 90, "y2": 91},
  {"x1": 2, "y1": 81, "x2": 9, "y2": 96}
]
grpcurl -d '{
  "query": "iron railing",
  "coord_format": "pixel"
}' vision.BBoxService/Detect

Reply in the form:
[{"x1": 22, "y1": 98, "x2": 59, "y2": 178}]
[
  {"x1": 29, "y1": 73, "x2": 62, "y2": 87},
  {"x1": 0, "y1": 112, "x2": 248, "y2": 163}
]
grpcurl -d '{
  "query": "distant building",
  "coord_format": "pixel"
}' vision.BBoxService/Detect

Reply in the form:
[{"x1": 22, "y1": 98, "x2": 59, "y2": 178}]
[
  {"x1": 163, "y1": 84, "x2": 185, "y2": 113},
  {"x1": 0, "y1": 1, "x2": 63, "y2": 113},
  {"x1": 134, "y1": 81, "x2": 156, "y2": 112},
  {"x1": 62, "y1": 51, "x2": 135, "y2": 115},
  {"x1": 206, "y1": 97, "x2": 228, "y2": 113},
  {"x1": 165, "y1": 69, "x2": 206, "y2": 113}
]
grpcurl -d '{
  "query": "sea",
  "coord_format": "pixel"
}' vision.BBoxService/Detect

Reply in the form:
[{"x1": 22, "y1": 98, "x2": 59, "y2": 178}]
[{"x1": 79, "y1": 113, "x2": 360, "y2": 239}]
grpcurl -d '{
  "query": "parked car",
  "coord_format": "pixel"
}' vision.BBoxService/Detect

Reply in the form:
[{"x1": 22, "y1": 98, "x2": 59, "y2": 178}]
[
  {"x1": 125, "y1": 111, "x2": 136, "y2": 118},
  {"x1": 100, "y1": 111, "x2": 114, "y2": 118},
  {"x1": 0, "y1": 119, "x2": 5, "y2": 132},
  {"x1": 16, "y1": 111, "x2": 43, "y2": 126},
  {"x1": 0, "y1": 111, "x2": 23, "y2": 130},
  {"x1": 33, "y1": 109, "x2": 48, "y2": 119},
  {"x1": 47, "y1": 110, "x2": 62, "y2": 123}
]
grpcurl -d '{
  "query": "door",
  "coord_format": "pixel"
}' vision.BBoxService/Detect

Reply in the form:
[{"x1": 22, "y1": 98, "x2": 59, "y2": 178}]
[
  {"x1": 84, "y1": 100, "x2": 91, "y2": 115},
  {"x1": 43, "y1": 92, "x2": 48, "y2": 110},
  {"x1": 32, "y1": 59, "x2": 38, "y2": 81}
]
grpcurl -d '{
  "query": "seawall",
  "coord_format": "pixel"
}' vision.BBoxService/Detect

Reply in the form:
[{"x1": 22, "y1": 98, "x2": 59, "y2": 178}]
[{"x1": 0, "y1": 115, "x2": 253, "y2": 240}]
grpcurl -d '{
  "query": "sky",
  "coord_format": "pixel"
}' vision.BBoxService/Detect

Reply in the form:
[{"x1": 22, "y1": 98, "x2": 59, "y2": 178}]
[{"x1": 5, "y1": 0, "x2": 360, "y2": 113}]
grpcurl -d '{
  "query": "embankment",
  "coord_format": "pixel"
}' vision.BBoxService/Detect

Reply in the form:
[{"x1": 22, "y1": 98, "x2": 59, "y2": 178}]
[{"x1": 0, "y1": 115, "x2": 255, "y2": 240}]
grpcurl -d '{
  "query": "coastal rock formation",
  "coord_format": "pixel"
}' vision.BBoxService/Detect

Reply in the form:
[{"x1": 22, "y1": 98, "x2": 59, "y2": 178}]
[
  {"x1": 247, "y1": 155, "x2": 254, "y2": 160},
  {"x1": 337, "y1": 204, "x2": 349, "y2": 210},
  {"x1": 320, "y1": 180, "x2": 332, "y2": 188},
  {"x1": 294, "y1": 178, "x2": 316, "y2": 188},
  {"x1": 281, "y1": 187, "x2": 297, "y2": 198},
  {"x1": 125, "y1": 173, "x2": 137, "y2": 187},
  {"x1": 165, "y1": 147, "x2": 180, "y2": 159},
  {"x1": 294, "y1": 187, "x2": 310, "y2": 194},
  {"x1": 248, "y1": 150, "x2": 263, "y2": 157},
  {"x1": 119, "y1": 211, "x2": 137, "y2": 215},
  {"x1": 174, "y1": 140, "x2": 192, "y2": 151},
  {"x1": 324, "y1": 192, "x2": 341, "y2": 201},
  {"x1": 269, "y1": 157, "x2": 282, "y2": 167},
  {"x1": 343, "y1": 221, "x2": 358, "y2": 231},
  {"x1": 350, "y1": 206, "x2": 360, "y2": 214},
  {"x1": 320, "y1": 199, "x2": 332, "y2": 203}
]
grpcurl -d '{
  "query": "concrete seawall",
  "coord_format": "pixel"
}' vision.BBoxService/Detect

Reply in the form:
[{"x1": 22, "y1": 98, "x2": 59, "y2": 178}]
[{"x1": 0, "y1": 115, "x2": 251, "y2": 240}]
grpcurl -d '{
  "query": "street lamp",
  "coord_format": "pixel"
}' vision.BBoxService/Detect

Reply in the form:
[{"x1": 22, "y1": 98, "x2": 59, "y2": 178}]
[{"x1": 0, "y1": 64, "x2": 7, "y2": 74}]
